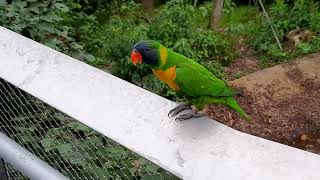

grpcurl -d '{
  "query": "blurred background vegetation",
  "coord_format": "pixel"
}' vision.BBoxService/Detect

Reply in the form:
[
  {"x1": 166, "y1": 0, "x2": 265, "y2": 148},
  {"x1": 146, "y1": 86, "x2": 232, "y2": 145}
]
[{"x1": 1, "y1": 0, "x2": 320, "y2": 99}]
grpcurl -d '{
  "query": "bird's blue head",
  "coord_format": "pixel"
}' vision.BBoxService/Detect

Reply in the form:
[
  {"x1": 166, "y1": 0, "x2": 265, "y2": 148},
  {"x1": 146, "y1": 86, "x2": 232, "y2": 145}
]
[{"x1": 130, "y1": 40, "x2": 161, "y2": 66}]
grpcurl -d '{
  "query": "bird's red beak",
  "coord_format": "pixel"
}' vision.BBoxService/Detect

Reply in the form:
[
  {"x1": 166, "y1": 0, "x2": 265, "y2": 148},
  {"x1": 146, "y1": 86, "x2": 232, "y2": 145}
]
[{"x1": 131, "y1": 49, "x2": 142, "y2": 65}]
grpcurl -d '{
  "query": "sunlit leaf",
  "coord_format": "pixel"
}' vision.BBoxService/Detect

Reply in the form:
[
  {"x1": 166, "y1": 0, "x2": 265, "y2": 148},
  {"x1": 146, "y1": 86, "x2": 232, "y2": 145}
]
[{"x1": 55, "y1": 3, "x2": 70, "y2": 12}]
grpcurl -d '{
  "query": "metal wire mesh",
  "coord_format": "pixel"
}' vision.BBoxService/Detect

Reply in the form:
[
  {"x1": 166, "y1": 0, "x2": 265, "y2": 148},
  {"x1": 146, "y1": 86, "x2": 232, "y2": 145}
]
[
  {"x1": 4, "y1": 162, "x2": 29, "y2": 180},
  {"x1": 0, "y1": 78, "x2": 180, "y2": 180}
]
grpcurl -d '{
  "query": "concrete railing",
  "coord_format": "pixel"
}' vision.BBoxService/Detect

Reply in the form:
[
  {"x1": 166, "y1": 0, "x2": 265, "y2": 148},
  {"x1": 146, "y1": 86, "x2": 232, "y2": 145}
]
[{"x1": 0, "y1": 26, "x2": 320, "y2": 180}]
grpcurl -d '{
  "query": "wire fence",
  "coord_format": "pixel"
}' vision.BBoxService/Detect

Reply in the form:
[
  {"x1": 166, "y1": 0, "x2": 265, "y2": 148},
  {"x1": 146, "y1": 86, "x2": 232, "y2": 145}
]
[
  {"x1": 0, "y1": 78, "x2": 179, "y2": 180},
  {"x1": 4, "y1": 161, "x2": 29, "y2": 180}
]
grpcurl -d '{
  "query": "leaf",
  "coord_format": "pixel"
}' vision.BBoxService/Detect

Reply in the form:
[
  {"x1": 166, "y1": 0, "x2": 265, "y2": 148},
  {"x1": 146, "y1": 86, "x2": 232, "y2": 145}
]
[
  {"x1": 106, "y1": 146, "x2": 126, "y2": 155},
  {"x1": 87, "y1": 167, "x2": 111, "y2": 179},
  {"x1": 70, "y1": 42, "x2": 83, "y2": 50},
  {"x1": 15, "y1": 1, "x2": 27, "y2": 9},
  {"x1": 44, "y1": 39, "x2": 62, "y2": 51},
  {"x1": 97, "y1": 146, "x2": 127, "y2": 159},
  {"x1": 5, "y1": 11, "x2": 17, "y2": 18},
  {"x1": 55, "y1": 29, "x2": 70, "y2": 39},
  {"x1": 15, "y1": 126, "x2": 37, "y2": 132},
  {"x1": 40, "y1": 137, "x2": 58, "y2": 152},
  {"x1": 83, "y1": 54, "x2": 96, "y2": 62},
  {"x1": 40, "y1": 137, "x2": 56, "y2": 147},
  {"x1": 53, "y1": 112, "x2": 67, "y2": 121},
  {"x1": 145, "y1": 163, "x2": 160, "y2": 173},
  {"x1": 67, "y1": 121, "x2": 90, "y2": 131},
  {"x1": 129, "y1": 167, "x2": 137, "y2": 174},
  {"x1": 55, "y1": 3, "x2": 70, "y2": 12},
  {"x1": 46, "y1": 128, "x2": 64, "y2": 137},
  {"x1": 38, "y1": 24, "x2": 55, "y2": 34},
  {"x1": 52, "y1": 14, "x2": 64, "y2": 21},
  {"x1": 15, "y1": 134, "x2": 38, "y2": 144},
  {"x1": 141, "y1": 174, "x2": 163, "y2": 180},
  {"x1": 12, "y1": 116, "x2": 31, "y2": 121},
  {"x1": 199, "y1": 7, "x2": 208, "y2": 17},
  {"x1": 0, "y1": 0, "x2": 7, "y2": 6},
  {"x1": 67, "y1": 150, "x2": 88, "y2": 165},
  {"x1": 138, "y1": 158, "x2": 148, "y2": 164},
  {"x1": 83, "y1": 135, "x2": 103, "y2": 147},
  {"x1": 56, "y1": 143, "x2": 73, "y2": 154}
]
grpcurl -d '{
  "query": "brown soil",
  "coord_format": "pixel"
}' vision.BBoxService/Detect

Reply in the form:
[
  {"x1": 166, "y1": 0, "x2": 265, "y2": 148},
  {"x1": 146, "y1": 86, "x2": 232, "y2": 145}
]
[
  {"x1": 225, "y1": 37, "x2": 260, "y2": 80},
  {"x1": 207, "y1": 53, "x2": 320, "y2": 154},
  {"x1": 224, "y1": 56, "x2": 259, "y2": 80}
]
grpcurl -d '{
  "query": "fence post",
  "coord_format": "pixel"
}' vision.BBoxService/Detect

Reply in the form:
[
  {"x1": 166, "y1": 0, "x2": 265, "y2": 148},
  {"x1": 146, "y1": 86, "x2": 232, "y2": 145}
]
[{"x1": 0, "y1": 132, "x2": 69, "y2": 180}]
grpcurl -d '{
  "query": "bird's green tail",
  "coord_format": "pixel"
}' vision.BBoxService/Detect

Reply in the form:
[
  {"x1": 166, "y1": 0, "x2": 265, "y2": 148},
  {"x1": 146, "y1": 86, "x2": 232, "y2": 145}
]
[
  {"x1": 192, "y1": 96, "x2": 250, "y2": 121},
  {"x1": 225, "y1": 97, "x2": 250, "y2": 121}
]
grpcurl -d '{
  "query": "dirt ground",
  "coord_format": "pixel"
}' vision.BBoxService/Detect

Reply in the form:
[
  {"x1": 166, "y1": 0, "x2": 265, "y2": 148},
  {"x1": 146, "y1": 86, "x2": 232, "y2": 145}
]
[{"x1": 207, "y1": 53, "x2": 320, "y2": 154}]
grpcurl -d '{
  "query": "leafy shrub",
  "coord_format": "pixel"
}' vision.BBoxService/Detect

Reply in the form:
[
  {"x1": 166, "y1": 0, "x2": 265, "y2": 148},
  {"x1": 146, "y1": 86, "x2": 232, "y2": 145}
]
[
  {"x1": 77, "y1": 0, "x2": 234, "y2": 100},
  {"x1": 0, "y1": 0, "x2": 98, "y2": 63},
  {"x1": 193, "y1": 30, "x2": 236, "y2": 66},
  {"x1": 246, "y1": 0, "x2": 320, "y2": 61},
  {"x1": 148, "y1": 0, "x2": 234, "y2": 72},
  {"x1": 0, "y1": 0, "x2": 236, "y2": 99},
  {"x1": 148, "y1": 0, "x2": 195, "y2": 46},
  {"x1": 80, "y1": 5, "x2": 151, "y2": 83}
]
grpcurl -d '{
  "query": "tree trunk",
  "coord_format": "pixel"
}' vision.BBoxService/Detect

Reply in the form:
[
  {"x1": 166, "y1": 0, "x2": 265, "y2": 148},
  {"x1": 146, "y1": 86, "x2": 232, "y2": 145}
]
[
  {"x1": 193, "y1": 0, "x2": 198, "y2": 7},
  {"x1": 209, "y1": 0, "x2": 224, "y2": 30},
  {"x1": 141, "y1": 0, "x2": 155, "y2": 12}
]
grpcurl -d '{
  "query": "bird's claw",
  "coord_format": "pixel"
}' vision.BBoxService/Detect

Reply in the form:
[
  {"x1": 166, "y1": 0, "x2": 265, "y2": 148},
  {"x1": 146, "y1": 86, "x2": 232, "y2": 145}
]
[
  {"x1": 175, "y1": 112, "x2": 206, "y2": 121},
  {"x1": 169, "y1": 104, "x2": 206, "y2": 121},
  {"x1": 168, "y1": 104, "x2": 192, "y2": 117}
]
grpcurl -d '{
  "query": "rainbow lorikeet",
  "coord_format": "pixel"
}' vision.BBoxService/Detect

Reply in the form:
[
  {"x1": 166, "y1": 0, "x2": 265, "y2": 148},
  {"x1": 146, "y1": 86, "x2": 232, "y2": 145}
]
[{"x1": 130, "y1": 40, "x2": 249, "y2": 121}]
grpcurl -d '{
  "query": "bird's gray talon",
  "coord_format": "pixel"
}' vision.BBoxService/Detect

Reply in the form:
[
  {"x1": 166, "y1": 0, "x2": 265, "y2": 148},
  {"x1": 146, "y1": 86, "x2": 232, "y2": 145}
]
[
  {"x1": 168, "y1": 104, "x2": 192, "y2": 117},
  {"x1": 175, "y1": 112, "x2": 206, "y2": 121}
]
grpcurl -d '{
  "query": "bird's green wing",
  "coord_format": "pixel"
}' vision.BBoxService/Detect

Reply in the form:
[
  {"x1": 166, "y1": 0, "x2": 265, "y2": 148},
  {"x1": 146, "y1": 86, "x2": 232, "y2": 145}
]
[{"x1": 175, "y1": 62, "x2": 238, "y2": 97}]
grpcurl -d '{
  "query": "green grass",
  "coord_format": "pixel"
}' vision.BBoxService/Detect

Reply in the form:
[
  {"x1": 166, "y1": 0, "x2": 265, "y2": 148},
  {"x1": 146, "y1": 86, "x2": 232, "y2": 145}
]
[{"x1": 220, "y1": 6, "x2": 259, "y2": 27}]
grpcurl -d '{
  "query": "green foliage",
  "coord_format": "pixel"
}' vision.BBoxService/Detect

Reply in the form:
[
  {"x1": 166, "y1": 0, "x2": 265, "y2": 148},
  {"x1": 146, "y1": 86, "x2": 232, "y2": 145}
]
[
  {"x1": 149, "y1": 0, "x2": 195, "y2": 47},
  {"x1": 39, "y1": 120, "x2": 168, "y2": 179},
  {"x1": 193, "y1": 31, "x2": 235, "y2": 66},
  {"x1": 84, "y1": 17, "x2": 150, "y2": 82},
  {"x1": 72, "y1": 0, "x2": 233, "y2": 101},
  {"x1": 246, "y1": 0, "x2": 320, "y2": 61},
  {"x1": 149, "y1": 0, "x2": 235, "y2": 63},
  {"x1": 1, "y1": 0, "x2": 320, "y2": 96},
  {"x1": 1, "y1": 0, "x2": 319, "y2": 98},
  {"x1": 0, "y1": 0, "x2": 97, "y2": 62},
  {"x1": 1, "y1": 0, "x2": 235, "y2": 101},
  {"x1": 223, "y1": 0, "x2": 236, "y2": 15},
  {"x1": 220, "y1": 6, "x2": 259, "y2": 27}
]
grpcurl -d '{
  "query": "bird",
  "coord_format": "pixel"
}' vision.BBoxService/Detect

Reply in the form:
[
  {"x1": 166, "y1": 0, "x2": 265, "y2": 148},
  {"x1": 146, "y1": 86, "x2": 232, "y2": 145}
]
[{"x1": 130, "y1": 40, "x2": 249, "y2": 121}]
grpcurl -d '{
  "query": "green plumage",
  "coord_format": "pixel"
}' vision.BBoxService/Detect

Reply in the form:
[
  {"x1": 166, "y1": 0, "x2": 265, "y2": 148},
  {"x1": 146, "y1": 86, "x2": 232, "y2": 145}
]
[{"x1": 145, "y1": 40, "x2": 249, "y2": 121}]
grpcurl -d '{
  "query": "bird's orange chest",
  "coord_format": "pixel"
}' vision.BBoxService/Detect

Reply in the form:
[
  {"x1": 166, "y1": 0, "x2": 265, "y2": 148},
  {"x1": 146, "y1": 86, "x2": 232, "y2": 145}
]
[{"x1": 152, "y1": 66, "x2": 180, "y2": 91}]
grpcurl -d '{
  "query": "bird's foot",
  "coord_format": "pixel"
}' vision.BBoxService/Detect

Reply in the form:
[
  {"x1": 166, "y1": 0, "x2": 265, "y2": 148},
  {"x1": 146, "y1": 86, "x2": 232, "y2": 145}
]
[
  {"x1": 168, "y1": 104, "x2": 192, "y2": 117},
  {"x1": 175, "y1": 112, "x2": 206, "y2": 121}
]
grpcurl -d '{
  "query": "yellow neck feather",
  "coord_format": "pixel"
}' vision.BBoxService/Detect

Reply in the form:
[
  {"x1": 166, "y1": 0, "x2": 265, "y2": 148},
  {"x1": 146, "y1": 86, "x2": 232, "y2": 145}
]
[{"x1": 159, "y1": 46, "x2": 168, "y2": 67}]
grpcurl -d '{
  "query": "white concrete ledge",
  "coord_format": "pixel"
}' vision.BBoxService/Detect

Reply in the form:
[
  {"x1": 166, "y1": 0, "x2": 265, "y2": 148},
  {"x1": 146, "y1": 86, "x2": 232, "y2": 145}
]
[{"x1": 0, "y1": 26, "x2": 319, "y2": 180}]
